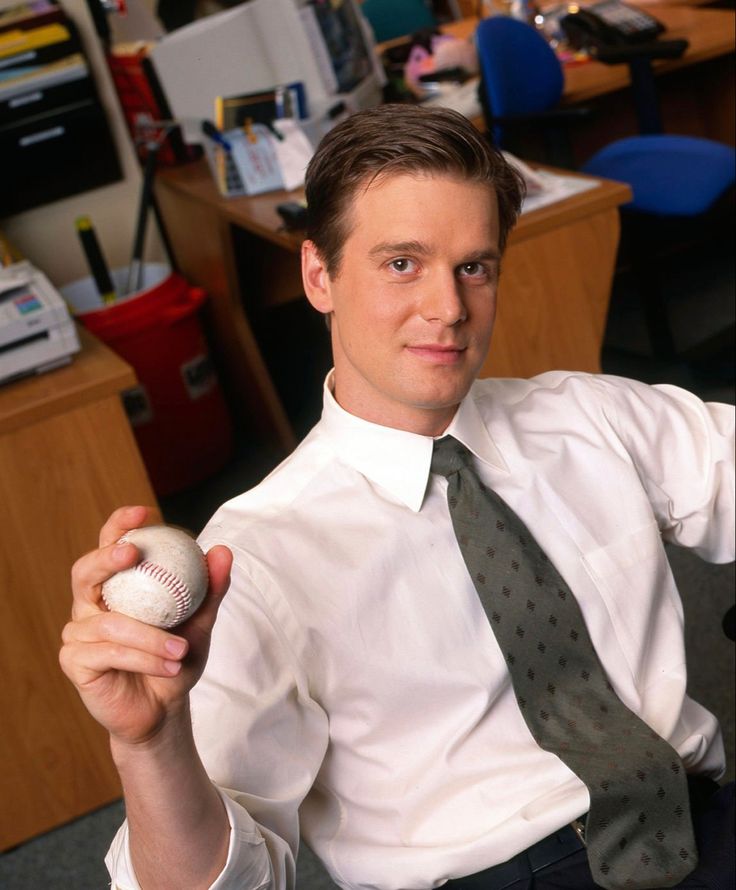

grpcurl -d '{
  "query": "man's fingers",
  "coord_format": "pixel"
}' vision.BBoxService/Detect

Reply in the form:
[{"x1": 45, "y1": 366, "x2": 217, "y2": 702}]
[
  {"x1": 63, "y1": 610, "x2": 189, "y2": 659},
  {"x1": 70, "y1": 540, "x2": 140, "y2": 620},
  {"x1": 60, "y1": 639, "x2": 184, "y2": 686},
  {"x1": 198, "y1": 545, "x2": 233, "y2": 618},
  {"x1": 178, "y1": 545, "x2": 232, "y2": 642},
  {"x1": 206, "y1": 545, "x2": 233, "y2": 598},
  {"x1": 60, "y1": 612, "x2": 190, "y2": 686},
  {"x1": 98, "y1": 505, "x2": 153, "y2": 548}
]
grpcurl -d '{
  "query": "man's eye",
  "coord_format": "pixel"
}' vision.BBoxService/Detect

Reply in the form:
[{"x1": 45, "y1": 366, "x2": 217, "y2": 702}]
[
  {"x1": 388, "y1": 258, "x2": 416, "y2": 274},
  {"x1": 458, "y1": 262, "x2": 487, "y2": 278}
]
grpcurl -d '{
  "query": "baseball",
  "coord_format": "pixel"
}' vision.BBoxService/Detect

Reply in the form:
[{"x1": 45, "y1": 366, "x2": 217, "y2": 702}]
[{"x1": 101, "y1": 525, "x2": 209, "y2": 629}]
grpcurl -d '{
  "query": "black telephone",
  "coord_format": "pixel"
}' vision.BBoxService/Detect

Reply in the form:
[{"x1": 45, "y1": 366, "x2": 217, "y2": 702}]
[{"x1": 560, "y1": 0, "x2": 665, "y2": 50}]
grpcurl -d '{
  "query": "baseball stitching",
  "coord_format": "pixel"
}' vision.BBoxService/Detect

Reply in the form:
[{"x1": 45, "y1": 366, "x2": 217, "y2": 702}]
[{"x1": 136, "y1": 560, "x2": 192, "y2": 627}]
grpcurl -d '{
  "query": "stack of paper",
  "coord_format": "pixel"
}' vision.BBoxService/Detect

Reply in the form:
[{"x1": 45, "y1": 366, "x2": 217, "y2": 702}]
[{"x1": 0, "y1": 50, "x2": 86, "y2": 100}]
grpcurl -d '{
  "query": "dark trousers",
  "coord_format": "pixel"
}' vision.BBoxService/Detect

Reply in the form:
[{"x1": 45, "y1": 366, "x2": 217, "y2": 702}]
[{"x1": 447, "y1": 779, "x2": 734, "y2": 890}]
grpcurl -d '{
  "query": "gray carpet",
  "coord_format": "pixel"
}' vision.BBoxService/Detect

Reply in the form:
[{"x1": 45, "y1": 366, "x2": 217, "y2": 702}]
[{"x1": 1, "y1": 236, "x2": 732, "y2": 889}]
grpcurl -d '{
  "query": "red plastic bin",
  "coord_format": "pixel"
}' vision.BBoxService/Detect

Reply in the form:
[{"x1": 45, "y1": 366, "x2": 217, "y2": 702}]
[{"x1": 62, "y1": 264, "x2": 233, "y2": 496}]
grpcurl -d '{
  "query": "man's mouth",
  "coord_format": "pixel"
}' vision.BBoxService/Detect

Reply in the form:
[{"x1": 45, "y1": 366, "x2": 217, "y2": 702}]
[{"x1": 406, "y1": 344, "x2": 466, "y2": 364}]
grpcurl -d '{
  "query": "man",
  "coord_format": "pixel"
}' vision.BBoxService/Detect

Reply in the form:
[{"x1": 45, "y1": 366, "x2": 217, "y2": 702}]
[{"x1": 60, "y1": 105, "x2": 734, "y2": 890}]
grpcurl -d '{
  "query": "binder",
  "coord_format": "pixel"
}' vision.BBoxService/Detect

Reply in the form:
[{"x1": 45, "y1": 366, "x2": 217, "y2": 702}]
[{"x1": 0, "y1": 21, "x2": 79, "y2": 70}]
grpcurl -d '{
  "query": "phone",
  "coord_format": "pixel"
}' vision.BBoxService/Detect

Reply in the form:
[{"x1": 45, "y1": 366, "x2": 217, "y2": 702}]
[
  {"x1": 276, "y1": 200, "x2": 308, "y2": 231},
  {"x1": 560, "y1": 0, "x2": 665, "y2": 50}
]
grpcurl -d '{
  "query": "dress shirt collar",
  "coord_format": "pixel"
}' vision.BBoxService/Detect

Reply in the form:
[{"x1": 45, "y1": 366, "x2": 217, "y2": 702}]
[{"x1": 320, "y1": 371, "x2": 509, "y2": 513}]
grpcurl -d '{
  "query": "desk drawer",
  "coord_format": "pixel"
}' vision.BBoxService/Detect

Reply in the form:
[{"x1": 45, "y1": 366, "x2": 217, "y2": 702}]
[{"x1": 0, "y1": 98, "x2": 122, "y2": 215}]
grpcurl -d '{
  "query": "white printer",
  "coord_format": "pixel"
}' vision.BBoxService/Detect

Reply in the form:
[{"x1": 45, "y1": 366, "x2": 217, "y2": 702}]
[{"x1": 0, "y1": 261, "x2": 81, "y2": 385}]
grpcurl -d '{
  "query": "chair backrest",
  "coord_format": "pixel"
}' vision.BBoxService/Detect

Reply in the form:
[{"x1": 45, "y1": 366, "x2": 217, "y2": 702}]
[
  {"x1": 361, "y1": 0, "x2": 437, "y2": 43},
  {"x1": 475, "y1": 16, "x2": 564, "y2": 147}
]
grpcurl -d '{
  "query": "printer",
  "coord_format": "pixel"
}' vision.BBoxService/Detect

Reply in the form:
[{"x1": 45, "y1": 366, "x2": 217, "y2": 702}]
[{"x1": 0, "y1": 261, "x2": 81, "y2": 385}]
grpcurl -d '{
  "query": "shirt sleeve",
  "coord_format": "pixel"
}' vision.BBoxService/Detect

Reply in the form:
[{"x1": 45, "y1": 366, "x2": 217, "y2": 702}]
[
  {"x1": 105, "y1": 785, "x2": 274, "y2": 889},
  {"x1": 105, "y1": 548, "x2": 330, "y2": 890},
  {"x1": 599, "y1": 376, "x2": 735, "y2": 562}
]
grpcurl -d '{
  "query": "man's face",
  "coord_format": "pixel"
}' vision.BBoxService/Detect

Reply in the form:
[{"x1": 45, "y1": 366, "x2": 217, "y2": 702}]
[{"x1": 302, "y1": 173, "x2": 501, "y2": 436}]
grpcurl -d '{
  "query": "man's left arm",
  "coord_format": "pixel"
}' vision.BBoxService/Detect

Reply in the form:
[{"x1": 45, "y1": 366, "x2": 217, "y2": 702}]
[{"x1": 602, "y1": 378, "x2": 734, "y2": 563}]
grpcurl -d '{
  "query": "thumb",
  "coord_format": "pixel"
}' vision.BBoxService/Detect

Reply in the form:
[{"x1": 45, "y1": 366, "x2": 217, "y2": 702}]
[{"x1": 183, "y1": 544, "x2": 233, "y2": 636}]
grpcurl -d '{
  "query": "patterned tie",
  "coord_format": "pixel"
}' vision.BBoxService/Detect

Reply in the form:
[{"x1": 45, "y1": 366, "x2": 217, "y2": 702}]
[{"x1": 431, "y1": 436, "x2": 697, "y2": 889}]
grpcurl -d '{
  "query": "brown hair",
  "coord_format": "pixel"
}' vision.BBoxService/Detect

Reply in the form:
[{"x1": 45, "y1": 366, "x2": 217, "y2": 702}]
[{"x1": 304, "y1": 104, "x2": 525, "y2": 276}]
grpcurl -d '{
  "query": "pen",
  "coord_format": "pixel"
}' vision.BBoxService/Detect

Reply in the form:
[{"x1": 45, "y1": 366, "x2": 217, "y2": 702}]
[
  {"x1": 75, "y1": 216, "x2": 117, "y2": 306},
  {"x1": 266, "y1": 120, "x2": 284, "y2": 141},
  {"x1": 243, "y1": 118, "x2": 257, "y2": 144},
  {"x1": 201, "y1": 119, "x2": 232, "y2": 152}
]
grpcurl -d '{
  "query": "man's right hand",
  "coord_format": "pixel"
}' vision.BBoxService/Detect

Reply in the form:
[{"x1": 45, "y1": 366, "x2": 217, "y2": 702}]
[{"x1": 59, "y1": 505, "x2": 233, "y2": 748}]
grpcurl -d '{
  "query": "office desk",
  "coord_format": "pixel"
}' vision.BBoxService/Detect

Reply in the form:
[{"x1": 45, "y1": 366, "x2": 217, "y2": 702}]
[
  {"x1": 441, "y1": 5, "x2": 735, "y2": 150},
  {"x1": 0, "y1": 329, "x2": 160, "y2": 850},
  {"x1": 155, "y1": 161, "x2": 631, "y2": 455}
]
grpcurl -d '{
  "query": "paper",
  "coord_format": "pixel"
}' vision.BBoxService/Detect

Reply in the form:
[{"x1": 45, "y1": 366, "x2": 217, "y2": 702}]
[
  {"x1": 271, "y1": 118, "x2": 314, "y2": 191},
  {"x1": 228, "y1": 124, "x2": 284, "y2": 195},
  {"x1": 521, "y1": 170, "x2": 600, "y2": 214}
]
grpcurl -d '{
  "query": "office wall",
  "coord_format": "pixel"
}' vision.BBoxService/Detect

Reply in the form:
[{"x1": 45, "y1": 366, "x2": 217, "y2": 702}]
[{"x1": 1, "y1": 0, "x2": 166, "y2": 288}]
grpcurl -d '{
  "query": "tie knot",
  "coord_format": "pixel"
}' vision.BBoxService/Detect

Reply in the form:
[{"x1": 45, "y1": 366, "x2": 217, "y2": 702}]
[{"x1": 431, "y1": 436, "x2": 474, "y2": 479}]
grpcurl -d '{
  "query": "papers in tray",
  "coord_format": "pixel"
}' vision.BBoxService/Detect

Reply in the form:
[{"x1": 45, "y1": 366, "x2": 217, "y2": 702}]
[
  {"x1": 520, "y1": 169, "x2": 600, "y2": 214},
  {"x1": 502, "y1": 151, "x2": 600, "y2": 214}
]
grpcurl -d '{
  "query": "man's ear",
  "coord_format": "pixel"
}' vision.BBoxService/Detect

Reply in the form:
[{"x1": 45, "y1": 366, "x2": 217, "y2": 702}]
[{"x1": 301, "y1": 240, "x2": 334, "y2": 315}]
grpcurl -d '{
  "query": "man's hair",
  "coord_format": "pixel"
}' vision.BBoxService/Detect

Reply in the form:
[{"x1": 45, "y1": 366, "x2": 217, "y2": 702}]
[{"x1": 304, "y1": 104, "x2": 526, "y2": 276}]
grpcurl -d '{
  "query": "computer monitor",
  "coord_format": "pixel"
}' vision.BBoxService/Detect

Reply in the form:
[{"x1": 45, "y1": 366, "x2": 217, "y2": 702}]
[{"x1": 149, "y1": 0, "x2": 385, "y2": 145}]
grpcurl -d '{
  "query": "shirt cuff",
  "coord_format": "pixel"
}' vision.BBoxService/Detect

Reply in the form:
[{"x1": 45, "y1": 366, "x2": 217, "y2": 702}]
[{"x1": 105, "y1": 785, "x2": 273, "y2": 889}]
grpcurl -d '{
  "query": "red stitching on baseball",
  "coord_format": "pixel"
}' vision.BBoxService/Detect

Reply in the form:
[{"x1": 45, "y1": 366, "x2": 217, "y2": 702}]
[{"x1": 136, "y1": 560, "x2": 191, "y2": 626}]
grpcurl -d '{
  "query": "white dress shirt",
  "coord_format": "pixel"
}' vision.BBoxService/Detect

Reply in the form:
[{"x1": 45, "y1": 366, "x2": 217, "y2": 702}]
[{"x1": 107, "y1": 371, "x2": 734, "y2": 890}]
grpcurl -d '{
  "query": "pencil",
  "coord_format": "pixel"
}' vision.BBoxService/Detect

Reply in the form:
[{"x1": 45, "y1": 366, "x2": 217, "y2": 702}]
[{"x1": 75, "y1": 216, "x2": 117, "y2": 306}]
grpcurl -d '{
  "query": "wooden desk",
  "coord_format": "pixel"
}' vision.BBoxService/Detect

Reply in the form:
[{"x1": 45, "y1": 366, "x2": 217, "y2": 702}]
[
  {"x1": 441, "y1": 5, "x2": 735, "y2": 150},
  {"x1": 0, "y1": 329, "x2": 160, "y2": 850},
  {"x1": 560, "y1": 5, "x2": 735, "y2": 106},
  {"x1": 155, "y1": 162, "x2": 631, "y2": 455}
]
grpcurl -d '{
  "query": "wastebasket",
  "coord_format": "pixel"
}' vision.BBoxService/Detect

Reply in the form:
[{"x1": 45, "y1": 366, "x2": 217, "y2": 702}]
[{"x1": 62, "y1": 263, "x2": 233, "y2": 497}]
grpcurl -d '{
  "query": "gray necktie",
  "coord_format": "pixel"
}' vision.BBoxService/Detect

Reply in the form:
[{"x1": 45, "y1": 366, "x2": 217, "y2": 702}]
[{"x1": 432, "y1": 436, "x2": 697, "y2": 890}]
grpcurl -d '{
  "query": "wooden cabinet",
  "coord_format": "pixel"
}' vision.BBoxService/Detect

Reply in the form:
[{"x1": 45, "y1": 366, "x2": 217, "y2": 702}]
[{"x1": 0, "y1": 328, "x2": 159, "y2": 851}]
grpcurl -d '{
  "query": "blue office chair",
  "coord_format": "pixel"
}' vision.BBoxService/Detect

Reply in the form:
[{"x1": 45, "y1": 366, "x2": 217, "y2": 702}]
[
  {"x1": 475, "y1": 15, "x2": 596, "y2": 166},
  {"x1": 475, "y1": 15, "x2": 736, "y2": 358},
  {"x1": 361, "y1": 0, "x2": 437, "y2": 43}
]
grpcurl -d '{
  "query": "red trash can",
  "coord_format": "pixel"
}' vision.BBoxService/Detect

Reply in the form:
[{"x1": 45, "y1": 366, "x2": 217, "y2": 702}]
[{"x1": 62, "y1": 264, "x2": 233, "y2": 497}]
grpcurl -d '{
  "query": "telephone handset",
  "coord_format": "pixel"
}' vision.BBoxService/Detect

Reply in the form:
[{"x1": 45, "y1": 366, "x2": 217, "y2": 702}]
[{"x1": 560, "y1": 0, "x2": 665, "y2": 50}]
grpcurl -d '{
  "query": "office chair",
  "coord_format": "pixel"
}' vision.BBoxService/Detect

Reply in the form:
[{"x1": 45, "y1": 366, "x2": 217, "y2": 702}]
[
  {"x1": 475, "y1": 15, "x2": 591, "y2": 167},
  {"x1": 475, "y1": 15, "x2": 736, "y2": 360},
  {"x1": 361, "y1": 0, "x2": 437, "y2": 43}
]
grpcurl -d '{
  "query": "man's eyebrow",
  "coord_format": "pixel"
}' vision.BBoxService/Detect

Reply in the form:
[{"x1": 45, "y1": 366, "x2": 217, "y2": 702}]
[
  {"x1": 367, "y1": 240, "x2": 432, "y2": 259},
  {"x1": 461, "y1": 249, "x2": 502, "y2": 263},
  {"x1": 367, "y1": 242, "x2": 501, "y2": 262}
]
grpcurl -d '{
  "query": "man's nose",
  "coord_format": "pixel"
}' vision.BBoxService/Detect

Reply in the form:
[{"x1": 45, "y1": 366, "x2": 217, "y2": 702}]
[{"x1": 419, "y1": 270, "x2": 467, "y2": 325}]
